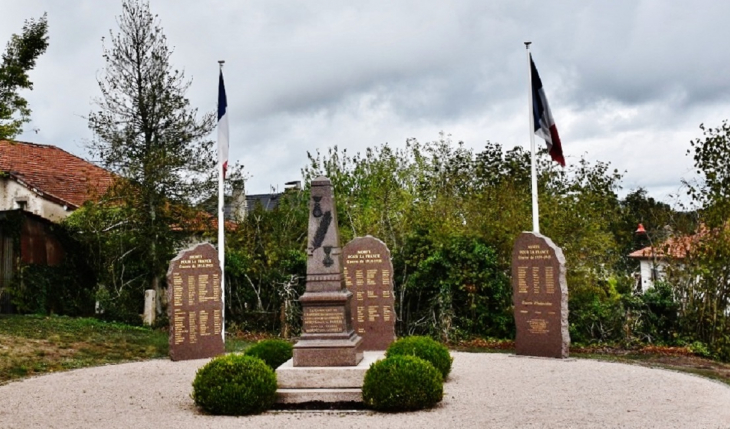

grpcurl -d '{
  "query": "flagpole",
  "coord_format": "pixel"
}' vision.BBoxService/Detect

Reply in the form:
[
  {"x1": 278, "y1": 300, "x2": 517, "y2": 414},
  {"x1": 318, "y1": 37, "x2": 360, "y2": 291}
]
[
  {"x1": 525, "y1": 42, "x2": 540, "y2": 234},
  {"x1": 217, "y1": 60, "x2": 226, "y2": 344}
]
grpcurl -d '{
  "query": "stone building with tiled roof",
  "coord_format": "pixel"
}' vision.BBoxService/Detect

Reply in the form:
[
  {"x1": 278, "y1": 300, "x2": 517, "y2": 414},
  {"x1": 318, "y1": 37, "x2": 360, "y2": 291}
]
[
  {"x1": 0, "y1": 140, "x2": 115, "y2": 312},
  {"x1": 0, "y1": 140, "x2": 114, "y2": 222}
]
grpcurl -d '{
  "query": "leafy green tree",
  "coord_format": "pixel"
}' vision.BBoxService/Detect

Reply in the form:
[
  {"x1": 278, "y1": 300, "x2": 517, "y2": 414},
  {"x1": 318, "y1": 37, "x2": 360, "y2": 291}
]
[
  {"x1": 670, "y1": 121, "x2": 730, "y2": 359},
  {"x1": 688, "y1": 121, "x2": 730, "y2": 227},
  {"x1": 64, "y1": 199, "x2": 148, "y2": 324},
  {"x1": 398, "y1": 234, "x2": 511, "y2": 341},
  {"x1": 0, "y1": 14, "x2": 48, "y2": 139},
  {"x1": 225, "y1": 190, "x2": 308, "y2": 334},
  {"x1": 87, "y1": 0, "x2": 216, "y2": 315}
]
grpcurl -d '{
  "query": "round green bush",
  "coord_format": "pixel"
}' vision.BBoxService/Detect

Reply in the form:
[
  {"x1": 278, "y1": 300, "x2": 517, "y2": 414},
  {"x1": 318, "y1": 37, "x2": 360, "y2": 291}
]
[
  {"x1": 362, "y1": 355, "x2": 443, "y2": 411},
  {"x1": 244, "y1": 339, "x2": 293, "y2": 369},
  {"x1": 192, "y1": 354, "x2": 277, "y2": 415},
  {"x1": 386, "y1": 336, "x2": 453, "y2": 379}
]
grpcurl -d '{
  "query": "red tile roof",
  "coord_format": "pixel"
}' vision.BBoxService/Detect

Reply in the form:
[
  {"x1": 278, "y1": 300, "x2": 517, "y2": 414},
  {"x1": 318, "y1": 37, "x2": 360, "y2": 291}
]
[
  {"x1": 628, "y1": 244, "x2": 685, "y2": 260},
  {"x1": 0, "y1": 140, "x2": 114, "y2": 209},
  {"x1": 628, "y1": 231, "x2": 705, "y2": 260}
]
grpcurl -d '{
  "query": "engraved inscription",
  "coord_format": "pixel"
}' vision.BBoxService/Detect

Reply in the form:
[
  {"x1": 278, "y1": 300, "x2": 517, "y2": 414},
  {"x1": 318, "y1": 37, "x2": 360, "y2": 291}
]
[
  {"x1": 199, "y1": 310, "x2": 210, "y2": 336},
  {"x1": 189, "y1": 311, "x2": 198, "y2": 344},
  {"x1": 527, "y1": 318, "x2": 548, "y2": 335},
  {"x1": 516, "y1": 244, "x2": 553, "y2": 261},
  {"x1": 213, "y1": 274, "x2": 220, "y2": 301},
  {"x1": 213, "y1": 309, "x2": 222, "y2": 335},
  {"x1": 366, "y1": 269, "x2": 377, "y2": 285},
  {"x1": 173, "y1": 309, "x2": 186, "y2": 345},
  {"x1": 368, "y1": 305, "x2": 380, "y2": 322},
  {"x1": 303, "y1": 307, "x2": 345, "y2": 333},
  {"x1": 198, "y1": 274, "x2": 210, "y2": 303},
  {"x1": 187, "y1": 275, "x2": 195, "y2": 306},
  {"x1": 545, "y1": 266, "x2": 555, "y2": 294},
  {"x1": 344, "y1": 268, "x2": 353, "y2": 286},
  {"x1": 517, "y1": 266, "x2": 528, "y2": 294},
  {"x1": 173, "y1": 273, "x2": 183, "y2": 306}
]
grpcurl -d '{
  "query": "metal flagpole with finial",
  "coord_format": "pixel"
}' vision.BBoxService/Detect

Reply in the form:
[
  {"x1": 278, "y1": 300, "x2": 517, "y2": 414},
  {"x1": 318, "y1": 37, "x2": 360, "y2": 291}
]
[
  {"x1": 525, "y1": 42, "x2": 540, "y2": 233},
  {"x1": 217, "y1": 59, "x2": 227, "y2": 343}
]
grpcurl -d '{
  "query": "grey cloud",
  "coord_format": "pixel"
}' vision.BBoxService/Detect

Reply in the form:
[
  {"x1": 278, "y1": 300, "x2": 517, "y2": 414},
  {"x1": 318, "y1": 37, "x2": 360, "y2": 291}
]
[{"x1": 3, "y1": 0, "x2": 730, "y2": 199}]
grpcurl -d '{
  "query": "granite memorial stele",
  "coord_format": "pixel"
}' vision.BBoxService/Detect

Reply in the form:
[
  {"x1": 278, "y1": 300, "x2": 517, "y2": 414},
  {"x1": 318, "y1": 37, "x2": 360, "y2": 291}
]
[
  {"x1": 343, "y1": 236, "x2": 396, "y2": 351},
  {"x1": 167, "y1": 242, "x2": 224, "y2": 361},
  {"x1": 512, "y1": 231, "x2": 569, "y2": 358}
]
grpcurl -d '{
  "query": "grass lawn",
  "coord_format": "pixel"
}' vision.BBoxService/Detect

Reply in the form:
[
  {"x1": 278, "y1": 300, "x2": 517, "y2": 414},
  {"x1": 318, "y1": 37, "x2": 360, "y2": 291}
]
[
  {"x1": 3, "y1": 315, "x2": 729, "y2": 388},
  {"x1": 452, "y1": 338, "x2": 730, "y2": 387},
  {"x1": 572, "y1": 347, "x2": 730, "y2": 387},
  {"x1": 0, "y1": 314, "x2": 251, "y2": 385}
]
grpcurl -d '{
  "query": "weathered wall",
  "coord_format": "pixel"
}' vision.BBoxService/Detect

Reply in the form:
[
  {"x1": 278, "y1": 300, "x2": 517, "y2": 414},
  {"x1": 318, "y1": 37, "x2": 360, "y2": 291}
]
[{"x1": 0, "y1": 179, "x2": 71, "y2": 223}]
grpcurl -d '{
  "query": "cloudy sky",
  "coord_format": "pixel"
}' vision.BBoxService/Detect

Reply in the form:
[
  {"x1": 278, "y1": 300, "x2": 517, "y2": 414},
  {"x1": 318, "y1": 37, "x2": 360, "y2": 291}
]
[{"x1": 3, "y1": 1, "x2": 729, "y2": 204}]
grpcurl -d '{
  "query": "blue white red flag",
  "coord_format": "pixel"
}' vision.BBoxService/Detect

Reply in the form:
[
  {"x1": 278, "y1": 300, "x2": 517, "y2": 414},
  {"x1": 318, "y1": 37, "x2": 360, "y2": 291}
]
[
  {"x1": 530, "y1": 55, "x2": 565, "y2": 166},
  {"x1": 217, "y1": 70, "x2": 229, "y2": 178}
]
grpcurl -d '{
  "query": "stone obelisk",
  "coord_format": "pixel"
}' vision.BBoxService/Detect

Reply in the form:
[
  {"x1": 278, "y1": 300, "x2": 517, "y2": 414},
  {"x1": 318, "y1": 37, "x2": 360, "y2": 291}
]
[{"x1": 293, "y1": 176, "x2": 364, "y2": 366}]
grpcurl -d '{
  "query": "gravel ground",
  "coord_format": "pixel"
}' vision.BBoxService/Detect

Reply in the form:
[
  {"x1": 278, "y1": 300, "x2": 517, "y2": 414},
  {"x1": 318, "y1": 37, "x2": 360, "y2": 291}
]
[{"x1": 1, "y1": 352, "x2": 729, "y2": 429}]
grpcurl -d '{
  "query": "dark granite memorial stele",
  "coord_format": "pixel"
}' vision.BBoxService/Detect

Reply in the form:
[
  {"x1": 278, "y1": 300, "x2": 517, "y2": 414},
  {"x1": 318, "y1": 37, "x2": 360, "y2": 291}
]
[
  {"x1": 293, "y1": 176, "x2": 364, "y2": 366},
  {"x1": 167, "y1": 242, "x2": 224, "y2": 361},
  {"x1": 512, "y1": 232, "x2": 570, "y2": 358},
  {"x1": 343, "y1": 236, "x2": 396, "y2": 351}
]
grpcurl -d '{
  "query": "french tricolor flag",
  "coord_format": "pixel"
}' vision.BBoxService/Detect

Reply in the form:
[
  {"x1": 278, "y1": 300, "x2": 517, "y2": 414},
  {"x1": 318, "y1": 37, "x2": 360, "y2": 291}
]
[
  {"x1": 530, "y1": 55, "x2": 565, "y2": 166},
  {"x1": 218, "y1": 70, "x2": 229, "y2": 178}
]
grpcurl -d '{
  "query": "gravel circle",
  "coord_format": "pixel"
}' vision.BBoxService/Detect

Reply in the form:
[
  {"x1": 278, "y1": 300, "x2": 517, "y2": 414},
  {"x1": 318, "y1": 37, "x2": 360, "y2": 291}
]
[{"x1": 1, "y1": 352, "x2": 729, "y2": 428}]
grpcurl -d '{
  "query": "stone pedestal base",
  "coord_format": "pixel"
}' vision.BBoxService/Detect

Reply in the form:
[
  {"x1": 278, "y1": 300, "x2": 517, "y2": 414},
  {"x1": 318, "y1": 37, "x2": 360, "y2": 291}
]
[
  {"x1": 276, "y1": 351, "x2": 383, "y2": 404},
  {"x1": 293, "y1": 333, "x2": 364, "y2": 366}
]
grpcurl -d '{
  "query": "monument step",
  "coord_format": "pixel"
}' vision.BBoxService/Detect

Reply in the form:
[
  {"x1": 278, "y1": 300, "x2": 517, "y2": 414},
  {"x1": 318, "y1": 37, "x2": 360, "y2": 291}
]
[
  {"x1": 277, "y1": 351, "x2": 384, "y2": 389},
  {"x1": 276, "y1": 388, "x2": 362, "y2": 404}
]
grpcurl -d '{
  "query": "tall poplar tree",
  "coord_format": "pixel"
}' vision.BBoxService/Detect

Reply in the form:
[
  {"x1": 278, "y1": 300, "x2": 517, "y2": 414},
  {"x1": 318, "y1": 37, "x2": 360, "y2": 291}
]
[{"x1": 88, "y1": 0, "x2": 216, "y2": 314}]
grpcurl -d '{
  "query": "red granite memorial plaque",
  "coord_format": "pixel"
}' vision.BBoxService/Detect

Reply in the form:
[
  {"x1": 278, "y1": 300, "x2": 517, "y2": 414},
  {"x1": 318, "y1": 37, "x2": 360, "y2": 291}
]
[
  {"x1": 343, "y1": 236, "x2": 395, "y2": 350},
  {"x1": 167, "y1": 243, "x2": 225, "y2": 361},
  {"x1": 512, "y1": 232, "x2": 569, "y2": 358}
]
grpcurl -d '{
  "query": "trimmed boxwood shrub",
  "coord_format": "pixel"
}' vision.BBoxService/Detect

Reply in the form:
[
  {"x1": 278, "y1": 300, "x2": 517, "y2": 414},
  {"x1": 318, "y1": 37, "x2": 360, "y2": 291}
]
[
  {"x1": 386, "y1": 336, "x2": 453, "y2": 379},
  {"x1": 362, "y1": 355, "x2": 443, "y2": 411},
  {"x1": 192, "y1": 354, "x2": 277, "y2": 415},
  {"x1": 244, "y1": 339, "x2": 293, "y2": 369}
]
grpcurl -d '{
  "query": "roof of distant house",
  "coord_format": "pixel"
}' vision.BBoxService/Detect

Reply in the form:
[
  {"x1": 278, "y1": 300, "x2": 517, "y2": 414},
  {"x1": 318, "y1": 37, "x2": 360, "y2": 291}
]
[
  {"x1": 246, "y1": 193, "x2": 281, "y2": 212},
  {"x1": 0, "y1": 140, "x2": 114, "y2": 209},
  {"x1": 628, "y1": 230, "x2": 706, "y2": 260}
]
